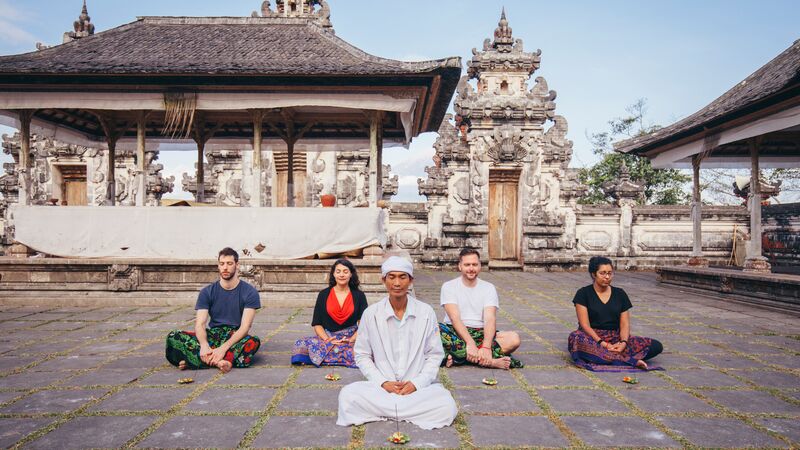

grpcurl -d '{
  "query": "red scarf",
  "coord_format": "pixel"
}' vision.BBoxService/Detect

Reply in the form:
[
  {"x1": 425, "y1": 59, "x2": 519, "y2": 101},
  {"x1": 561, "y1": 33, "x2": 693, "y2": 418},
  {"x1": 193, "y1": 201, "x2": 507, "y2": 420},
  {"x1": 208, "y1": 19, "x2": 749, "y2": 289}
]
[{"x1": 326, "y1": 288, "x2": 354, "y2": 325}]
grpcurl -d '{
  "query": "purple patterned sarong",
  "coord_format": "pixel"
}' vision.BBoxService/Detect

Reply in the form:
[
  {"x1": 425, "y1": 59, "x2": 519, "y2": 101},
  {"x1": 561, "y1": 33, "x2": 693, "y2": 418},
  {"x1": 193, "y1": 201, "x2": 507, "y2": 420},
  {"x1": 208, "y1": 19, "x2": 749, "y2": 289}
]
[
  {"x1": 568, "y1": 328, "x2": 662, "y2": 372},
  {"x1": 291, "y1": 325, "x2": 357, "y2": 368}
]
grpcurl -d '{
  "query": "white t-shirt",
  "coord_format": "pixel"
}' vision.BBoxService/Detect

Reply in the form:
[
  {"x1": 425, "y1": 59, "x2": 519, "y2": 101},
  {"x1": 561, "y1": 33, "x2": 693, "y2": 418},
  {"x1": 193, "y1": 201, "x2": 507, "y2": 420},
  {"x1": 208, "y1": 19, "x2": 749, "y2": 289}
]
[{"x1": 440, "y1": 277, "x2": 499, "y2": 328}]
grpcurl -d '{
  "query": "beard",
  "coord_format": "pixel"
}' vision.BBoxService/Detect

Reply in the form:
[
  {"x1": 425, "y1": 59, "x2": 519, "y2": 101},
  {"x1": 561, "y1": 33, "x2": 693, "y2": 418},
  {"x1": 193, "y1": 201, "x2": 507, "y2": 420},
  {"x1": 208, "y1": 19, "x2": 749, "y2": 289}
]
[{"x1": 220, "y1": 270, "x2": 235, "y2": 281}]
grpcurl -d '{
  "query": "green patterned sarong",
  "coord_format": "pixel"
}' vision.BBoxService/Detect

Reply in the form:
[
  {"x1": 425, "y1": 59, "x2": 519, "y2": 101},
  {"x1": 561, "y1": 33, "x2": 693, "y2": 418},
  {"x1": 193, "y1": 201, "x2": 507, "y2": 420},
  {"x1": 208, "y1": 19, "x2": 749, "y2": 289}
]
[
  {"x1": 439, "y1": 322, "x2": 523, "y2": 368},
  {"x1": 165, "y1": 325, "x2": 260, "y2": 369}
]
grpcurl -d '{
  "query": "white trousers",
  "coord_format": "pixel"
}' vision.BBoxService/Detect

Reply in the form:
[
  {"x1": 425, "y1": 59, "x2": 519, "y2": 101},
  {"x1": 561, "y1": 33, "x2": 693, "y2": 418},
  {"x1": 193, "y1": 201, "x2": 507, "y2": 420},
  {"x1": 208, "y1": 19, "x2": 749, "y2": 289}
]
[{"x1": 337, "y1": 381, "x2": 457, "y2": 430}]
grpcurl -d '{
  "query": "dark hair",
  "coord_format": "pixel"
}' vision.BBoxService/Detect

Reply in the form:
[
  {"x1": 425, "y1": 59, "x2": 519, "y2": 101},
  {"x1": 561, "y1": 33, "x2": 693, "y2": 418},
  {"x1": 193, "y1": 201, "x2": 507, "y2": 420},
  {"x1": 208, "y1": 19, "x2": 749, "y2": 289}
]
[
  {"x1": 588, "y1": 256, "x2": 613, "y2": 276},
  {"x1": 218, "y1": 247, "x2": 239, "y2": 263},
  {"x1": 458, "y1": 248, "x2": 480, "y2": 262},
  {"x1": 328, "y1": 258, "x2": 360, "y2": 290}
]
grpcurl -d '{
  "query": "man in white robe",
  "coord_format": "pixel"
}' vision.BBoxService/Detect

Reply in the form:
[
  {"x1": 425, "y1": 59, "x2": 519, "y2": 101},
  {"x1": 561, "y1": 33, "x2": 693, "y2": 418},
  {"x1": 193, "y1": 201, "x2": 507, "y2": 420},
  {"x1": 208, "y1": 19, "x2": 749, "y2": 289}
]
[{"x1": 337, "y1": 256, "x2": 457, "y2": 430}]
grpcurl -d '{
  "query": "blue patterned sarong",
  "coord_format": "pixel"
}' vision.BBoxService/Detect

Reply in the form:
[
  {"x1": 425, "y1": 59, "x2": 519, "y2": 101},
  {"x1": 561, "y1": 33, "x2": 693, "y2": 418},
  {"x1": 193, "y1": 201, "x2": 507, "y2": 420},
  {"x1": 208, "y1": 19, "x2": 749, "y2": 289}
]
[{"x1": 291, "y1": 325, "x2": 358, "y2": 368}]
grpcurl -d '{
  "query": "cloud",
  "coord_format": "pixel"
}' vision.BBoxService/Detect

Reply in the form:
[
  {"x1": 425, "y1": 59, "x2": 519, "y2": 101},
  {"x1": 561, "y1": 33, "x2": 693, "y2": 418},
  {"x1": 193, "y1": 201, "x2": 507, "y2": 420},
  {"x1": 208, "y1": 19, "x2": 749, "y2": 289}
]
[{"x1": 0, "y1": 0, "x2": 38, "y2": 46}]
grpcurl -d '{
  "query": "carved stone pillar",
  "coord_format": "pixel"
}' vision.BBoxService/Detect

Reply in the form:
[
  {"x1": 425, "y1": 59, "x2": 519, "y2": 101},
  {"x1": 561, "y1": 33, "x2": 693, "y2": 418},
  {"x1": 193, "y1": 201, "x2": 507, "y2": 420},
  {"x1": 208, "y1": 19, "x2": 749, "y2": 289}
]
[
  {"x1": 368, "y1": 111, "x2": 383, "y2": 207},
  {"x1": 251, "y1": 109, "x2": 265, "y2": 208},
  {"x1": 16, "y1": 110, "x2": 35, "y2": 206},
  {"x1": 602, "y1": 162, "x2": 642, "y2": 257},
  {"x1": 688, "y1": 155, "x2": 709, "y2": 266},
  {"x1": 743, "y1": 138, "x2": 771, "y2": 273},
  {"x1": 135, "y1": 111, "x2": 148, "y2": 207}
]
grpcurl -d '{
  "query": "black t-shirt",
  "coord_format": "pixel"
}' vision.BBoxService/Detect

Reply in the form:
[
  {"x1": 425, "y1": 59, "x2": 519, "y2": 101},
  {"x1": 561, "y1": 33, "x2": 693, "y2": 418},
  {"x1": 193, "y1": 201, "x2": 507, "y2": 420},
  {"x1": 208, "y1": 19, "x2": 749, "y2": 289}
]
[
  {"x1": 572, "y1": 285, "x2": 632, "y2": 330},
  {"x1": 311, "y1": 287, "x2": 369, "y2": 332},
  {"x1": 196, "y1": 280, "x2": 261, "y2": 329}
]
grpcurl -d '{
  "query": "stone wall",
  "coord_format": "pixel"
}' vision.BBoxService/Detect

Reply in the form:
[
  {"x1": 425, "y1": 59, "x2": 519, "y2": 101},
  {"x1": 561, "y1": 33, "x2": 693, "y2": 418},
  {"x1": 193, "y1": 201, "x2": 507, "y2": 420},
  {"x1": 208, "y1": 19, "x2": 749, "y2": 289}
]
[{"x1": 762, "y1": 203, "x2": 800, "y2": 272}]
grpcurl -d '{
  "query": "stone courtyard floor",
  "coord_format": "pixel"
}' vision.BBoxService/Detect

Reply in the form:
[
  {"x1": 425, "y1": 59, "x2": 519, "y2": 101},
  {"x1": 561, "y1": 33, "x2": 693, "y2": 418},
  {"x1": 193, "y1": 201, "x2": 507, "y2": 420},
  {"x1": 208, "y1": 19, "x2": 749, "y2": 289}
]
[{"x1": 0, "y1": 270, "x2": 798, "y2": 449}]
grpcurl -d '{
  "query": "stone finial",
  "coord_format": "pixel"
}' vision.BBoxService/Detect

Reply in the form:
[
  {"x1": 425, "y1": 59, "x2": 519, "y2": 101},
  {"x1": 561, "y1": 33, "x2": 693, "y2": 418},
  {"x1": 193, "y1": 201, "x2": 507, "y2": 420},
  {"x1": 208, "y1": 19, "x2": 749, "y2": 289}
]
[
  {"x1": 63, "y1": 0, "x2": 95, "y2": 43},
  {"x1": 493, "y1": 8, "x2": 514, "y2": 52},
  {"x1": 602, "y1": 161, "x2": 643, "y2": 205},
  {"x1": 267, "y1": 0, "x2": 332, "y2": 27}
]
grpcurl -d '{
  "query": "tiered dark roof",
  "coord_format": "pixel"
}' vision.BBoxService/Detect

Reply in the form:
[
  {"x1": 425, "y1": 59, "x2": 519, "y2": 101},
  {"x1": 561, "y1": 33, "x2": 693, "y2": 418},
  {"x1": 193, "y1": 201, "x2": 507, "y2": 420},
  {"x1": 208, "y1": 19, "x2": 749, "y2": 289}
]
[
  {"x1": 0, "y1": 17, "x2": 460, "y2": 77},
  {"x1": 616, "y1": 39, "x2": 800, "y2": 156}
]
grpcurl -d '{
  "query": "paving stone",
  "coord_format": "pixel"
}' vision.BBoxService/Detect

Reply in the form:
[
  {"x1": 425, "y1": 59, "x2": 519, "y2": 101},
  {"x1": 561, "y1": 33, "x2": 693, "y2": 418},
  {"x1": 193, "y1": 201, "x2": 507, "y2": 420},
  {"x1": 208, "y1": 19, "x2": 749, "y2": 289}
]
[
  {"x1": 446, "y1": 366, "x2": 519, "y2": 387},
  {"x1": 0, "y1": 370, "x2": 67, "y2": 389},
  {"x1": 666, "y1": 368, "x2": 746, "y2": 387},
  {"x1": 755, "y1": 418, "x2": 800, "y2": 442},
  {"x1": 520, "y1": 368, "x2": 594, "y2": 387},
  {"x1": 102, "y1": 354, "x2": 164, "y2": 369},
  {"x1": 0, "y1": 418, "x2": 53, "y2": 448},
  {"x1": 73, "y1": 311, "x2": 121, "y2": 321},
  {"x1": 32, "y1": 355, "x2": 110, "y2": 371},
  {"x1": 62, "y1": 368, "x2": 149, "y2": 387},
  {"x1": 591, "y1": 370, "x2": 674, "y2": 388},
  {"x1": 620, "y1": 388, "x2": 718, "y2": 413},
  {"x1": 27, "y1": 415, "x2": 157, "y2": 450},
  {"x1": 138, "y1": 367, "x2": 217, "y2": 385},
  {"x1": 216, "y1": 367, "x2": 293, "y2": 385},
  {"x1": 295, "y1": 366, "x2": 365, "y2": 384},
  {"x1": 538, "y1": 388, "x2": 628, "y2": 413},
  {"x1": 73, "y1": 341, "x2": 136, "y2": 355},
  {"x1": 0, "y1": 391, "x2": 22, "y2": 404},
  {"x1": 703, "y1": 389, "x2": 800, "y2": 414},
  {"x1": 698, "y1": 353, "x2": 768, "y2": 369},
  {"x1": 646, "y1": 353, "x2": 702, "y2": 369},
  {"x1": 33, "y1": 321, "x2": 88, "y2": 331},
  {"x1": 0, "y1": 356, "x2": 37, "y2": 372},
  {"x1": 455, "y1": 388, "x2": 539, "y2": 413},
  {"x1": 764, "y1": 355, "x2": 800, "y2": 369},
  {"x1": 138, "y1": 415, "x2": 256, "y2": 448},
  {"x1": 253, "y1": 415, "x2": 351, "y2": 448},
  {"x1": 514, "y1": 352, "x2": 569, "y2": 367},
  {"x1": 186, "y1": 387, "x2": 275, "y2": 412},
  {"x1": 90, "y1": 387, "x2": 191, "y2": 411},
  {"x1": 660, "y1": 417, "x2": 786, "y2": 447},
  {"x1": 1, "y1": 388, "x2": 106, "y2": 413},
  {"x1": 252, "y1": 352, "x2": 292, "y2": 366},
  {"x1": 562, "y1": 416, "x2": 678, "y2": 447},
  {"x1": 82, "y1": 321, "x2": 136, "y2": 331},
  {"x1": 18, "y1": 340, "x2": 84, "y2": 355},
  {"x1": 136, "y1": 341, "x2": 167, "y2": 354},
  {"x1": 730, "y1": 369, "x2": 800, "y2": 388},
  {"x1": 467, "y1": 416, "x2": 568, "y2": 447},
  {"x1": 363, "y1": 419, "x2": 460, "y2": 448},
  {"x1": 279, "y1": 387, "x2": 340, "y2": 411}
]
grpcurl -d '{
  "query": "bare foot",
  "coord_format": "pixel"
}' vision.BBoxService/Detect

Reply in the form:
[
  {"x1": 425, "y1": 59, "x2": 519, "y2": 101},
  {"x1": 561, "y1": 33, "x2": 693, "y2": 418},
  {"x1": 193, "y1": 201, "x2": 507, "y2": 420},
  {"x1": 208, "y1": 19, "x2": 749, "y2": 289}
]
[
  {"x1": 178, "y1": 360, "x2": 187, "y2": 370},
  {"x1": 216, "y1": 360, "x2": 233, "y2": 373},
  {"x1": 487, "y1": 356, "x2": 512, "y2": 370},
  {"x1": 445, "y1": 355, "x2": 453, "y2": 368},
  {"x1": 636, "y1": 360, "x2": 648, "y2": 370}
]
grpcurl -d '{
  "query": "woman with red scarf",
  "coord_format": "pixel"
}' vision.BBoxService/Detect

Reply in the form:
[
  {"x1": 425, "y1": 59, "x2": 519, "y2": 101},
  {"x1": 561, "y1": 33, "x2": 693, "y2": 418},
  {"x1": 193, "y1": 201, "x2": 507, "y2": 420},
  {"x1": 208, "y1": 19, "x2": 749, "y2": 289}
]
[{"x1": 292, "y1": 259, "x2": 369, "y2": 368}]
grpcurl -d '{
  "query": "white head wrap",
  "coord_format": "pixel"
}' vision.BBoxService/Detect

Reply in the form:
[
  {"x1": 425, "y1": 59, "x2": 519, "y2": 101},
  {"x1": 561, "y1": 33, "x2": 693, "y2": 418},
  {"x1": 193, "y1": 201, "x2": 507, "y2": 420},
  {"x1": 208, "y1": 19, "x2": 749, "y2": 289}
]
[{"x1": 381, "y1": 256, "x2": 414, "y2": 278}]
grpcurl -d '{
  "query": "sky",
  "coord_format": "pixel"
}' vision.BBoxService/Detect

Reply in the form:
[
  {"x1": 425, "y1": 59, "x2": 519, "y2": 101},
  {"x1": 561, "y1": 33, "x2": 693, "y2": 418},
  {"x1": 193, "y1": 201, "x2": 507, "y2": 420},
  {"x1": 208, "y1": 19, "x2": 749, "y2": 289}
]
[{"x1": 0, "y1": 0, "x2": 797, "y2": 201}]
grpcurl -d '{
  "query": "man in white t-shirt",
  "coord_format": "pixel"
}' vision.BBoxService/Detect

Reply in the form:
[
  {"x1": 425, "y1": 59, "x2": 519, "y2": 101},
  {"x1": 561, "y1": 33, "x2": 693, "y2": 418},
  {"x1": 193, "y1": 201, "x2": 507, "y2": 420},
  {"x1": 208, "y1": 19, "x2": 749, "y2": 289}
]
[{"x1": 439, "y1": 248, "x2": 522, "y2": 369}]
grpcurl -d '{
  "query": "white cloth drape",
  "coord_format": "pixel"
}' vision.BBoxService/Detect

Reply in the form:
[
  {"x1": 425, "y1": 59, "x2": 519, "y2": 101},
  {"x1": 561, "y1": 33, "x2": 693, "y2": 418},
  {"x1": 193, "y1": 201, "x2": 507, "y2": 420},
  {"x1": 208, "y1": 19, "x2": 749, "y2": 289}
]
[{"x1": 10, "y1": 205, "x2": 386, "y2": 260}]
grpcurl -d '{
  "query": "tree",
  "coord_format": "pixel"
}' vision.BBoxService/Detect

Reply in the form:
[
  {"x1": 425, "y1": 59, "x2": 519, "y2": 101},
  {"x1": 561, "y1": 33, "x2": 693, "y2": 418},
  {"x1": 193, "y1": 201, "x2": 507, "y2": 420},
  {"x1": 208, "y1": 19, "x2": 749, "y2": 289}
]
[{"x1": 577, "y1": 99, "x2": 690, "y2": 205}]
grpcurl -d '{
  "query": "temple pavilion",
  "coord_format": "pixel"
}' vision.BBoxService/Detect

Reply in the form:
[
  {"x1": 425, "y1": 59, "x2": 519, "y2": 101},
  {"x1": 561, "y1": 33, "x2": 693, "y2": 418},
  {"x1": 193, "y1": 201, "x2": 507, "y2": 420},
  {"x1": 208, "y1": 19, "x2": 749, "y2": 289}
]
[{"x1": 0, "y1": 0, "x2": 461, "y2": 260}]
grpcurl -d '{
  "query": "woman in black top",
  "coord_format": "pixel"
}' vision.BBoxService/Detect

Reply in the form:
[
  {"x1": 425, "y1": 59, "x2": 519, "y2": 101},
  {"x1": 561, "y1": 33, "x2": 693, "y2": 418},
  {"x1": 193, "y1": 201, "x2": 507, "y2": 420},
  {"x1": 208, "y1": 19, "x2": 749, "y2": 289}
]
[
  {"x1": 291, "y1": 259, "x2": 368, "y2": 368},
  {"x1": 567, "y1": 256, "x2": 663, "y2": 371}
]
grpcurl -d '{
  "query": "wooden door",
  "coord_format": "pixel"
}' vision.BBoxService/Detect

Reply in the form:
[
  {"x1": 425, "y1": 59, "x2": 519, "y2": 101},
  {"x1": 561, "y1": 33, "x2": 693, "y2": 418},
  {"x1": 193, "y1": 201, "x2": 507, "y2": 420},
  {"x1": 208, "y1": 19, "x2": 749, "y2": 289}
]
[
  {"x1": 59, "y1": 165, "x2": 88, "y2": 206},
  {"x1": 65, "y1": 181, "x2": 87, "y2": 206},
  {"x1": 274, "y1": 151, "x2": 307, "y2": 207},
  {"x1": 488, "y1": 169, "x2": 520, "y2": 260}
]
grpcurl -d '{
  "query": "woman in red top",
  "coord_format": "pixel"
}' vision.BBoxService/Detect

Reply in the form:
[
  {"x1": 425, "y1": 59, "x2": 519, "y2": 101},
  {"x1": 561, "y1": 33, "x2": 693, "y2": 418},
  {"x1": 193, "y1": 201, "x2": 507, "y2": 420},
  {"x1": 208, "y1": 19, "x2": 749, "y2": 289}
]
[{"x1": 292, "y1": 259, "x2": 368, "y2": 367}]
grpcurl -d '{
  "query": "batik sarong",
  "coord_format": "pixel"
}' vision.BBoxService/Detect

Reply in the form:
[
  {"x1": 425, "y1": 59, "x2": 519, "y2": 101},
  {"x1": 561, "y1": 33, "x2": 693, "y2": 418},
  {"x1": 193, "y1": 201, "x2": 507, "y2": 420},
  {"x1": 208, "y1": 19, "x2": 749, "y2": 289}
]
[
  {"x1": 165, "y1": 325, "x2": 261, "y2": 370},
  {"x1": 438, "y1": 323, "x2": 523, "y2": 368},
  {"x1": 291, "y1": 325, "x2": 357, "y2": 368},
  {"x1": 568, "y1": 328, "x2": 662, "y2": 372}
]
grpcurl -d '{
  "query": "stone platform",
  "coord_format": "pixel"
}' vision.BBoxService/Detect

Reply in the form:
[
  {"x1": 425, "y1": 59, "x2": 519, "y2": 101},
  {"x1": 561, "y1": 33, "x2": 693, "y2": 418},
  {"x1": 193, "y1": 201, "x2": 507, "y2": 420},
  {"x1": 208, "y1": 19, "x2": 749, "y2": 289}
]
[
  {"x1": 657, "y1": 265, "x2": 800, "y2": 314},
  {"x1": 0, "y1": 270, "x2": 798, "y2": 449},
  {"x1": 0, "y1": 257, "x2": 387, "y2": 307}
]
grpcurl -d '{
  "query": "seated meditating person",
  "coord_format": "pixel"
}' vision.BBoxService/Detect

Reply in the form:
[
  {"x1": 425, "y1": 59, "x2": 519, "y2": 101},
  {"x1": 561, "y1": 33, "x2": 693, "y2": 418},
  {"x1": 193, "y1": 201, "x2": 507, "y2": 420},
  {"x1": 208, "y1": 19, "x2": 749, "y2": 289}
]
[
  {"x1": 439, "y1": 248, "x2": 522, "y2": 369},
  {"x1": 337, "y1": 256, "x2": 457, "y2": 430},
  {"x1": 292, "y1": 258, "x2": 369, "y2": 368},
  {"x1": 165, "y1": 247, "x2": 261, "y2": 373},
  {"x1": 568, "y1": 256, "x2": 663, "y2": 371}
]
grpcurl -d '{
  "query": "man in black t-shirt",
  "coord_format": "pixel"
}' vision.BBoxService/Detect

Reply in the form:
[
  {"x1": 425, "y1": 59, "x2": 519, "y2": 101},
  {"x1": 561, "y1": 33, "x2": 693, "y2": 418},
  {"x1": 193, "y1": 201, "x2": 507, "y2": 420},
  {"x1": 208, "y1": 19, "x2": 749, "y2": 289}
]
[{"x1": 166, "y1": 247, "x2": 261, "y2": 372}]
